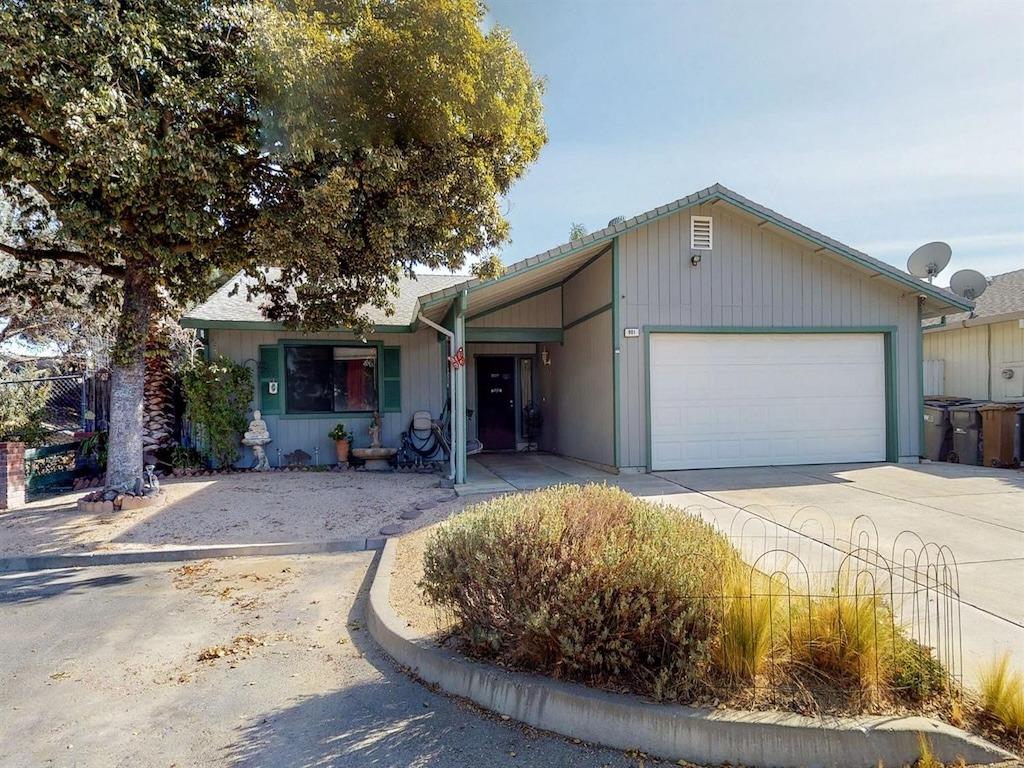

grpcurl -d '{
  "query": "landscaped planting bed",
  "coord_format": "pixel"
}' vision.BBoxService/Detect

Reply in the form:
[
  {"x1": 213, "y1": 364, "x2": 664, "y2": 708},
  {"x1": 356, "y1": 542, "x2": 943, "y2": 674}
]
[{"x1": 394, "y1": 484, "x2": 1023, "y2": 756}]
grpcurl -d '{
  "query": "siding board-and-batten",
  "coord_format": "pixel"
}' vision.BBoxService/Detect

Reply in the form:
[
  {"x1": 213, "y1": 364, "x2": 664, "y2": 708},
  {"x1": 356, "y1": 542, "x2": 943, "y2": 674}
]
[
  {"x1": 541, "y1": 252, "x2": 614, "y2": 467},
  {"x1": 209, "y1": 327, "x2": 446, "y2": 467},
  {"x1": 615, "y1": 204, "x2": 923, "y2": 470},
  {"x1": 923, "y1": 320, "x2": 1024, "y2": 400}
]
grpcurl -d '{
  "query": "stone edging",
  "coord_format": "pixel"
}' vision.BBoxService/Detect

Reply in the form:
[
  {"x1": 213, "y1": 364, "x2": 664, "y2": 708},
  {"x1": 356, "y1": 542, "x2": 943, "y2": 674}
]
[
  {"x1": 0, "y1": 537, "x2": 385, "y2": 574},
  {"x1": 366, "y1": 538, "x2": 1015, "y2": 768}
]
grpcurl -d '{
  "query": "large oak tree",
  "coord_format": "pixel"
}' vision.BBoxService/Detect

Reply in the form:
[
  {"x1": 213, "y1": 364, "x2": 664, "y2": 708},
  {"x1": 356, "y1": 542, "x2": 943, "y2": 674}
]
[{"x1": 0, "y1": 0, "x2": 545, "y2": 486}]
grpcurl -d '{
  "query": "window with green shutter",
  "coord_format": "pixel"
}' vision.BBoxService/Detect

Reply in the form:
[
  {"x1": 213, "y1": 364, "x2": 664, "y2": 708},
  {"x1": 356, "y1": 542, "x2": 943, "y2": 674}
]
[
  {"x1": 381, "y1": 346, "x2": 401, "y2": 413},
  {"x1": 258, "y1": 345, "x2": 281, "y2": 414}
]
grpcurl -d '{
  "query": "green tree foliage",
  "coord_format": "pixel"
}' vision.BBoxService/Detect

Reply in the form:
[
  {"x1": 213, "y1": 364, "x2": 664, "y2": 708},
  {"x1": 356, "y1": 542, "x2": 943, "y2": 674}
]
[
  {"x1": 568, "y1": 222, "x2": 587, "y2": 240},
  {"x1": 0, "y1": 189, "x2": 115, "y2": 361},
  {"x1": 0, "y1": 0, "x2": 545, "y2": 484},
  {"x1": 0, "y1": 359, "x2": 52, "y2": 444},
  {"x1": 180, "y1": 356, "x2": 252, "y2": 468},
  {"x1": 470, "y1": 253, "x2": 506, "y2": 281}
]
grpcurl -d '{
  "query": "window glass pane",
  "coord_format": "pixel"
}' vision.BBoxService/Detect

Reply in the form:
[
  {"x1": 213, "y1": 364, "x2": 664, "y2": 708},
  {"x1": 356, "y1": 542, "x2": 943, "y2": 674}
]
[
  {"x1": 284, "y1": 345, "x2": 378, "y2": 413},
  {"x1": 519, "y1": 358, "x2": 533, "y2": 407},
  {"x1": 285, "y1": 346, "x2": 333, "y2": 413},
  {"x1": 519, "y1": 358, "x2": 533, "y2": 437},
  {"x1": 333, "y1": 347, "x2": 378, "y2": 412}
]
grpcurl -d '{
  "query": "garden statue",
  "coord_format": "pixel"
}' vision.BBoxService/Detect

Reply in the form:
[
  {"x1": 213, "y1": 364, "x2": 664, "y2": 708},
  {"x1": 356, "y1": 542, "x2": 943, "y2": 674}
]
[
  {"x1": 242, "y1": 410, "x2": 272, "y2": 471},
  {"x1": 144, "y1": 464, "x2": 160, "y2": 495},
  {"x1": 369, "y1": 411, "x2": 382, "y2": 448}
]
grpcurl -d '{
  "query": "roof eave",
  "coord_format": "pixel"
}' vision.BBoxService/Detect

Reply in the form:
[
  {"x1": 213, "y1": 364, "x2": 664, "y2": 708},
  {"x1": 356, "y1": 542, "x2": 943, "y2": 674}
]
[
  {"x1": 178, "y1": 317, "x2": 414, "y2": 334},
  {"x1": 415, "y1": 184, "x2": 973, "y2": 313},
  {"x1": 923, "y1": 309, "x2": 1024, "y2": 333}
]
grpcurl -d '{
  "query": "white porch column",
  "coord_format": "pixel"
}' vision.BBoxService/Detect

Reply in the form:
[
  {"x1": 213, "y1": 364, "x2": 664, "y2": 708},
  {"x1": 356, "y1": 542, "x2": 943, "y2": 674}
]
[{"x1": 454, "y1": 290, "x2": 468, "y2": 484}]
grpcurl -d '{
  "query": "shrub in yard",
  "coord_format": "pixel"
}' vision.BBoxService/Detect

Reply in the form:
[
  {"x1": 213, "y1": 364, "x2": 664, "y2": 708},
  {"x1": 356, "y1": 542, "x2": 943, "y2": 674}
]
[
  {"x1": 180, "y1": 356, "x2": 252, "y2": 468},
  {"x1": 979, "y1": 653, "x2": 1024, "y2": 736},
  {"x1": 420, "y1": 484, "x2": 739, "y2": 701}
]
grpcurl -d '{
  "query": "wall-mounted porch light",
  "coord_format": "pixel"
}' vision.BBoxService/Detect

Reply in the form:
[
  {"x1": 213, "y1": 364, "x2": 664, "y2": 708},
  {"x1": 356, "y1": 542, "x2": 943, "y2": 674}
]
[{"x1": 541, "y1": 347, "x2": 551, "y2": 366}]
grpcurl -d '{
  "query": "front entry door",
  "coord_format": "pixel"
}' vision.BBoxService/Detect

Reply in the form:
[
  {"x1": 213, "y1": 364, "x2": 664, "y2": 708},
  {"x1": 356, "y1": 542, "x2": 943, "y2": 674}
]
[{"x1": 476, "y1": 356, "x2": 516, "y2": 450}]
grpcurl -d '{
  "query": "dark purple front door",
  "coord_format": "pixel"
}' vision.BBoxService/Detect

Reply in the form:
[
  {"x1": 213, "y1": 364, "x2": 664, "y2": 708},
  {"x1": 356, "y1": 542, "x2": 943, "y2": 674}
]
[{"x1": 476, "y1": 356, "x2": 516, "y2": 450}]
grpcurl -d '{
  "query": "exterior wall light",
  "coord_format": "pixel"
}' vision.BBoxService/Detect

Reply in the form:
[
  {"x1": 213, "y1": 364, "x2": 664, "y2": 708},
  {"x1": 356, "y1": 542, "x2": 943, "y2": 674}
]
[
  {"x1": 541, "y1": 348, "x2": 551, "y2": 366},
  {"x1": 690, "y1": 253, "x2": 702, "y2": 267}
]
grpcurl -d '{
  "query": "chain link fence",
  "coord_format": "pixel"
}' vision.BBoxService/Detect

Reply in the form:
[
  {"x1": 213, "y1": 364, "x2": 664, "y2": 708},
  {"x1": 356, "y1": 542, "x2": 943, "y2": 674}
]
[{"x1": 0, "y1": 371, "x2": 111, "y2": 492}]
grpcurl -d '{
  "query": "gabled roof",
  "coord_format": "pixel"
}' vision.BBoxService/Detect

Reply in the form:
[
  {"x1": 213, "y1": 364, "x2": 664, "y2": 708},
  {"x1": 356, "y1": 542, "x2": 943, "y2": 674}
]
[
  {"x1": 923, "y1": 268, "x2": 1024, "y2": 332},
  {"x1": 182, "y1": 182, "x2": 972, "y2": 331},
  {"x1": 417, "y1": 183, "x2": 972, "y2": 317},
  {"x1": 181, "y1": 269, "x2": 468, "y2": 330}
]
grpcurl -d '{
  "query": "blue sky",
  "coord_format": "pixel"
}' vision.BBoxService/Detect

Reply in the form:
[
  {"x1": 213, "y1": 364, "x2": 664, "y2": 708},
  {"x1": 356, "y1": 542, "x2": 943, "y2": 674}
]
[{"x1": 483, "y1": 0, "x2": 1024, "y2": 284}]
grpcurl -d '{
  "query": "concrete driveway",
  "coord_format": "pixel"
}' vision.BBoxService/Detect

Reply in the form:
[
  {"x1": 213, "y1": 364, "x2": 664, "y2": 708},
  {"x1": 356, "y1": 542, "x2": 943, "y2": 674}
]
[
  {"x1": 0, "y1": 552, "x2": 647, "y2": 768},
  {"x1": 651, "y1": 462, "x2": 1024, "y2": 679}
]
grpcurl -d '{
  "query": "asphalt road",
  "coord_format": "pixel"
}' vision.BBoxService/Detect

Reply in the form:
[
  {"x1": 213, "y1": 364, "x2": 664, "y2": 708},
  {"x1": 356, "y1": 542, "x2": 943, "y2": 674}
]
[{"x1": 0, "y1": 552, "x2": 654, "y2": 768}]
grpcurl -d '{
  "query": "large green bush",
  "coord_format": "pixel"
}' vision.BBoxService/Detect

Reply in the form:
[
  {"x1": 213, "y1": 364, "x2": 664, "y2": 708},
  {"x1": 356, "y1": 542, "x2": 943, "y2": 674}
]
[
  {"x1": 420, "y1": 484, "x2": 739, "y2": 700},
  {"x1": 180, "y1": 356, "x2": 252, "y2": 468}
]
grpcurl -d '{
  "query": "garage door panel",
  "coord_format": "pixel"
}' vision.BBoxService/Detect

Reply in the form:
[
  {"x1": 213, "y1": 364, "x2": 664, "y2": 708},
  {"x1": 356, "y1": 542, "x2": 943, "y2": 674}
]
[{"x1": 649, "y1": 333, "x2": 887, "y2": 470}]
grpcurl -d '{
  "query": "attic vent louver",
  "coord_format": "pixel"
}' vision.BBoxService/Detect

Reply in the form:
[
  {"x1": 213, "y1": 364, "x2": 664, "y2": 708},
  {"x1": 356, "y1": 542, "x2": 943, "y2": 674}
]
[{"x1": 690, "y1": 216, "x2": 713, "y2": 250}]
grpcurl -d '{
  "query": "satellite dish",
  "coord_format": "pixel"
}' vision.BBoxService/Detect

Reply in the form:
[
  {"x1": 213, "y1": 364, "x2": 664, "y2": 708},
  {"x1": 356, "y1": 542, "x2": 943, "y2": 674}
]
[
  {"x1": 907, "y1": 241, "x2": 951, "y2": 282},
  {"x1": 949, "y1": 269, "x2": 988, "y2": 301},
  {"x1": 608, "y1": 216, "x2": 625, "y2": 227}
]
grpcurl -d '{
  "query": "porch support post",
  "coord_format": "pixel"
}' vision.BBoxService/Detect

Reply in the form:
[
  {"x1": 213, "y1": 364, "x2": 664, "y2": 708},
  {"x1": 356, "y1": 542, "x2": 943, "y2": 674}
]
[{"x1": 454, "y1": 290, "x2": 468, "y2": 484}]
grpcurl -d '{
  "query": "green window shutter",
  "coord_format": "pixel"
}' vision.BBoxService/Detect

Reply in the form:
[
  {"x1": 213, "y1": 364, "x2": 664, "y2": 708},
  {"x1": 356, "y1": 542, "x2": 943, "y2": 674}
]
[
  {"x1": 381, "y1": 346, "x2": 401, "y2": 413},
  {"x1": 258, "y1": 345, "x2": 281, "y2": 415}
]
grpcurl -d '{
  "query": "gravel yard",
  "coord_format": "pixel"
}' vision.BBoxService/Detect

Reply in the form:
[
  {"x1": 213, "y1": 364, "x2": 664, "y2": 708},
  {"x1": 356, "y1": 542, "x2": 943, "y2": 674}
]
[{"x1": 0, "y1": 470, "x2": 473, "y2": 557}]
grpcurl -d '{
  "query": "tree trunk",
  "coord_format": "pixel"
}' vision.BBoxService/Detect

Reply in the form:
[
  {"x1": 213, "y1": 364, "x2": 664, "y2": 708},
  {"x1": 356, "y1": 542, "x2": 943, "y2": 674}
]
[{"x1": 105, "y1": 268, "x2": 154, "y2": 489}]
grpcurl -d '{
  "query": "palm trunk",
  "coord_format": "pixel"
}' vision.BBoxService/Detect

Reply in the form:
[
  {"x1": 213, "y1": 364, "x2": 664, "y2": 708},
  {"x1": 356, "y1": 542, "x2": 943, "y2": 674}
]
[{"x1": 105, "y1": 268, "x2": 154, "y2": 489}]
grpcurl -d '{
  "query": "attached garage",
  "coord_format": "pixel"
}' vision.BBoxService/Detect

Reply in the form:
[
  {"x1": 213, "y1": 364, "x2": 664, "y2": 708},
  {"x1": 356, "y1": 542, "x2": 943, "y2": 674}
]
[{"x1": 647, "y1": 331, "x2": 891, "y2": 470}]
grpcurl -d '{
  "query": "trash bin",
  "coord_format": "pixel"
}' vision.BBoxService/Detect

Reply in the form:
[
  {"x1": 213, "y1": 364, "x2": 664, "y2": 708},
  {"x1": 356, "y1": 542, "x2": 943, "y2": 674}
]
[
  {"x1": 922, "y1": 404, "x2": 954, "y2": 461},
  {"x1": 948, "y1": 403, "x2": 983, "y2": 465},
  {"x1": 979, "y1": 403, "x2": 1021, "y2": 468},
  {"x1": 1016, "y1": 406, "x2": 1024, "y2": 467}
]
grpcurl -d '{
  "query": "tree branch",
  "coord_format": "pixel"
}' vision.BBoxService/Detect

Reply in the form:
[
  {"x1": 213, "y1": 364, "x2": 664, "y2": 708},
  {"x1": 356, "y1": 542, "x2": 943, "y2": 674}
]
[{"x1": 0, "y1": 242, "x2": 125, "y2": 278}]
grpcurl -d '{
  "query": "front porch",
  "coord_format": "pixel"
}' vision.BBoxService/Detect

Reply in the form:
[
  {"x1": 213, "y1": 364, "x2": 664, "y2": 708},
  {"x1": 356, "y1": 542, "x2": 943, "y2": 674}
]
[{"x1": 458, "y1": 452, "x2": 679, "y2": 497}]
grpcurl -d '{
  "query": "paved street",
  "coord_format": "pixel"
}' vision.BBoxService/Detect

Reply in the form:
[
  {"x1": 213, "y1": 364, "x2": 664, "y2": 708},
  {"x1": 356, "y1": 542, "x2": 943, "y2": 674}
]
[{"x1": 0, "y1": 552, "x2": 649, "y2": 768}]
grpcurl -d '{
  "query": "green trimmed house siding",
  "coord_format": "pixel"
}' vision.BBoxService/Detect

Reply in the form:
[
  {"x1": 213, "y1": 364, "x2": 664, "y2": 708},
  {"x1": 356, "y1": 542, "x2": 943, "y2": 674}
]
[
  {"x1": 537, "y1": 249, "x2": 615, "y2": 467},
  {"x1": 615, "y1": 203, "x2": 923, "y2": 470},
  {"x1": 209, "y1": 327, "x2": 446, "y2": 467}
]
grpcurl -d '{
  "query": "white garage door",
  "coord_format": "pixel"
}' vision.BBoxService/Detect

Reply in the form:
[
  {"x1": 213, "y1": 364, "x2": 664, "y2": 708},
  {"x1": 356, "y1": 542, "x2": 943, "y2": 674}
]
[{"x1": 649, "y1": 333, "x2": 887, "y2": 470}]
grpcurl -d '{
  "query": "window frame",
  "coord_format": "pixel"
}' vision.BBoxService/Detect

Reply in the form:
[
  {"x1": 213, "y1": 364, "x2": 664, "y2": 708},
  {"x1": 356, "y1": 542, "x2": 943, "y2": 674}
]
[{"x1": 278, "y1": 339, "x2": 384, "y2": 419}]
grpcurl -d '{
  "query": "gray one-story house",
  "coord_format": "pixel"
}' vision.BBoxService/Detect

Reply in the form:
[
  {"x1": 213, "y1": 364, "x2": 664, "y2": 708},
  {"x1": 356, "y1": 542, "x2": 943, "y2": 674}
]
[{"x1": 181, "y1": 183, "x2": 971, "y2": 483}]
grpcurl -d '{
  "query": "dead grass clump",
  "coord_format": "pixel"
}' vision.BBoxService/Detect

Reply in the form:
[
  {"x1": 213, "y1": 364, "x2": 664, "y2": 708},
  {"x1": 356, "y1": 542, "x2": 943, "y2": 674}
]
[{"x1": 420, "y1": 484, "x2": 738, "y2": 701}]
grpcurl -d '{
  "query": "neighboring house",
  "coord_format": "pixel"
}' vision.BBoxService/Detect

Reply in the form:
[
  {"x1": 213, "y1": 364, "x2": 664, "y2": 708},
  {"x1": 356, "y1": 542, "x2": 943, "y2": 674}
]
[
  {"x1": 181, "y1": 183, "x2": 969, "y2": 482},
  {"x1": 923, "y1": 268, "x2": 1024, "y2": 400}
]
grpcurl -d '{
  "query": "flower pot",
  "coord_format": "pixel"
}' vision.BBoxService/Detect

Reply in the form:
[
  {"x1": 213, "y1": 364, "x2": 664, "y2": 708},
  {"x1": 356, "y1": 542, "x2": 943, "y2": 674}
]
[{"x1": 335, "y1": 439, "x2": 351, "y2": 464}]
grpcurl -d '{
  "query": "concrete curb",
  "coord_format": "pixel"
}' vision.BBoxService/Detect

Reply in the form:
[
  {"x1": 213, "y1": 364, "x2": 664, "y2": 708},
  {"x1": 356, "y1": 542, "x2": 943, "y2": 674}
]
[
  {"x1": 0, "y1": 537, "x2": 386, "y2": 574},
  {"x1": 367, "y1": 539, "x2": 1016, "y2": 768}
]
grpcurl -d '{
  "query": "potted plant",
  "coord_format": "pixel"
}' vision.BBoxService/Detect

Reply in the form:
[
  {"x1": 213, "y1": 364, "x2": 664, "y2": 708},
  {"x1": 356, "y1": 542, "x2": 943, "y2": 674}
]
[{"x1": 328, "y1": 423, "x2": 353, "y2": 464}]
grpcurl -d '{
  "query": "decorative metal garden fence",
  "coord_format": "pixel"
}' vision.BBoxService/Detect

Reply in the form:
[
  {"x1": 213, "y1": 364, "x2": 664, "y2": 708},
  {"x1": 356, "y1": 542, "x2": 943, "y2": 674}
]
[{"x1": 696, "y1": 503, "x2": 964, "y2": 706}]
